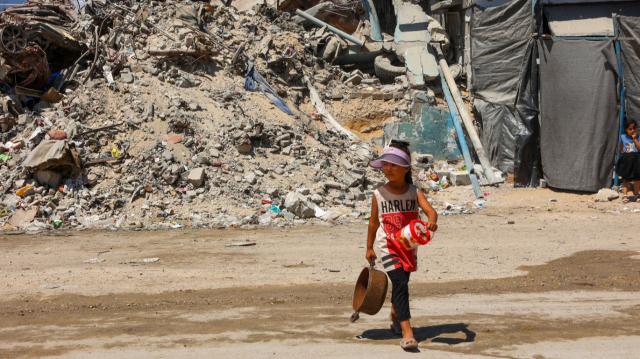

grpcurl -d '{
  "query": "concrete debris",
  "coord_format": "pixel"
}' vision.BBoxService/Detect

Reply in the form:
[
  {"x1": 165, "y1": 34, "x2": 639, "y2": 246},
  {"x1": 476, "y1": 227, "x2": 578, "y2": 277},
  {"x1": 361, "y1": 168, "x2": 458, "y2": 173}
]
[
  {"x1": 595, "y1": 189, "x2": 620, "y2": 202},
  {"x1": 0, "y1": 0, "x2": 491, "y2": 232}
]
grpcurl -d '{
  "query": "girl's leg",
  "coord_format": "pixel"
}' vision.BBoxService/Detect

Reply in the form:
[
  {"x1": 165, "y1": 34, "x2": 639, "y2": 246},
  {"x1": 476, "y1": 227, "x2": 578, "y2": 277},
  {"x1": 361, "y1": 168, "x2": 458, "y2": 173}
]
[
  {"x1": 623, "y1": 182, "x2": 630, "y2": 202},
  {"x1": 388, "y1": 268, "x2": 414, "y2": 340},
  {"x1": 634, "y1": 181, "x2": 640, "y2": 197},
  {"x1": 390, "y1": 304, "x2": 400, "y2": 324}
]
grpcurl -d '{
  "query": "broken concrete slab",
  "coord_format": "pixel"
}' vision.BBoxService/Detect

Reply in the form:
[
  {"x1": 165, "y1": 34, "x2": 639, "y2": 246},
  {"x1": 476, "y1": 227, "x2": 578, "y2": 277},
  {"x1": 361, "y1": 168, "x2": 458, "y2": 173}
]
[
  {"x1": 188, "y1": 168, "x2": 205, "y2": 187},
  {"x1": 34, "y1": 170, "x2": 62, "y2": 188},
  {"x1": 595, "y1": 188, "x2": 620, "y2": 202},
  {"x1": 450, "y1": 171, "x2": 471, "y2": 186}
]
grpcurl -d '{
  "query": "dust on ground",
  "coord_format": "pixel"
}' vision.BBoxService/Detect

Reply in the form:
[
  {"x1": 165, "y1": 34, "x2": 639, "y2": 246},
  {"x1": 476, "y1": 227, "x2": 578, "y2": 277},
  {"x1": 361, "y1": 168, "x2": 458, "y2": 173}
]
[{"x1": 2, "y1": 186, "x2": 640, "y2": 358}]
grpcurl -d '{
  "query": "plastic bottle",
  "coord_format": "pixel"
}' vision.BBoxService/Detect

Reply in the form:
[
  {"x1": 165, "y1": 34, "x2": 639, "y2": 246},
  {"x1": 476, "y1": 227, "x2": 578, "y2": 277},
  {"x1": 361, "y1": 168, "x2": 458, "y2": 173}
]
[{"x1": 393, "y1": 220, "x2": 431, "y2": 250}]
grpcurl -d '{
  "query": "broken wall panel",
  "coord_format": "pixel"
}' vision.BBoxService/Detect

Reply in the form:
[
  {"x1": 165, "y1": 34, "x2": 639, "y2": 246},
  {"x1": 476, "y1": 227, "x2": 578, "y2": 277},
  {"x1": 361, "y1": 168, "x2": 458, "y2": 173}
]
[
  {"x1": 470, "y1": 0, "x2": 539, "y2": 184},
  {"x1": 379, "y1": 106, "x2": 463, "y2": 161},
  {"x1": 539, "y1": 39, "x2": 619, "y2": 192},
  {"x1": 619, "y1": 16, "x2": 640, "y2": 123}
]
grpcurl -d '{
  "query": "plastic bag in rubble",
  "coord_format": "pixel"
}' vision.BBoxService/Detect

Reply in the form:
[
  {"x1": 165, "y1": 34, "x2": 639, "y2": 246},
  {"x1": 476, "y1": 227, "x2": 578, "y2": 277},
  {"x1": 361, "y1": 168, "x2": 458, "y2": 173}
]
[{"x1": 245, "y1": 61, "x2": 294, "y2": 116}]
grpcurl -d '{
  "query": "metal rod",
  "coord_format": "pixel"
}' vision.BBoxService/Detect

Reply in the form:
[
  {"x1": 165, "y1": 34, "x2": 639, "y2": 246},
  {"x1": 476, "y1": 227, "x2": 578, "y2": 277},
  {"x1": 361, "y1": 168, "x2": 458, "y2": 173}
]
[
  {"x1": 432, "y1": 44, "x2": 498, "y2": 183},
  {"x1": 613, "y1": 14, "x2": 625, "y2": 187},
  {"x1": 439, "y1": 67, "x2": 484, "y2": 199},
  {"x1": 295, "y1": 9, "x2": 364, "y2": 46}
]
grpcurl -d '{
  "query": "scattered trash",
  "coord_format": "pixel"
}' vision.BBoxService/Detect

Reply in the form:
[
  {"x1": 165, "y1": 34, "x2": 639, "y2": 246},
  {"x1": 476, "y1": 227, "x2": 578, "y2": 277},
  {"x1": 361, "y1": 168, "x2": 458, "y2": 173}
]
[
  {"x1": 225, "y1": 242, "x2": 257, "y2": 247},
  {"x1": 83, "y1": 258, "x2": 105, "y2": 264},
  {"x1": 40, "y1": 284, "x2": 60, "y2": 289},
  {"x1": 143, "y1": 258, "x2": 160, "y2": 263}
]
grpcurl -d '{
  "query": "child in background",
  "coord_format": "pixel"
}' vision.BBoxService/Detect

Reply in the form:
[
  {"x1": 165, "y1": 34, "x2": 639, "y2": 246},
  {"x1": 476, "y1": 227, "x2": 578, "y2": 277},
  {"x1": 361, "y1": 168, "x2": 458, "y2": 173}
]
[
  {"x1": 617, "y1": 119, "x2": 640, "y2": 203},
  {"x1": 365, "y1": 140, "x2": 438, "y2": 350}
]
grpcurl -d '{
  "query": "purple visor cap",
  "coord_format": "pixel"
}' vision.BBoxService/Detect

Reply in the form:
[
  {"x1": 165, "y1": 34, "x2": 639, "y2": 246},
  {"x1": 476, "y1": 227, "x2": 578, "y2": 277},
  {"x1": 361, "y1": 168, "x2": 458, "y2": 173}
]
[{"x1": 369, "y1": 147, "x2": 411, "y2": 168}]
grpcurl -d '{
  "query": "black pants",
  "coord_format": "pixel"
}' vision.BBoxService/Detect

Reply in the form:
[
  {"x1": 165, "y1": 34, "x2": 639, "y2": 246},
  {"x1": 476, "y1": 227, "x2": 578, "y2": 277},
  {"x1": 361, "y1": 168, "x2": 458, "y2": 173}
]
[{"x1": 388, "y1": 267, "x2": 411, "y2": 322}]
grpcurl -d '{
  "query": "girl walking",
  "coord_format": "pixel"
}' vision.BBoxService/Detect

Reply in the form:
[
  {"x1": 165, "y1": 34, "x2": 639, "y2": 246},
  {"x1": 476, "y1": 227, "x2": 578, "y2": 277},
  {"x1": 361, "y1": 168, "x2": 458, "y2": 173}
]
[{"x1": 365, "y1": 140, "x2": 438, "y2": 350}]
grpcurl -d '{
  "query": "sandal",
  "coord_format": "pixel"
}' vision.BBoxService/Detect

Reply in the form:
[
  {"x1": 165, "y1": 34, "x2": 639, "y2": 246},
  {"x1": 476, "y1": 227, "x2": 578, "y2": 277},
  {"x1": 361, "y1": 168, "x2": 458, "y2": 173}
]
[
  {"x1": 400, "y1": 338, "x2": 419, "y2": 349},
  {"x1": 623, "y1": 195, "x2": 629, "y2": 203},
  {"x1": 636, "y1": 196, "x2": 640, "y2": 203},
  {"x1": 390, "y1": 322, "x2": 402, "y2": 335}
]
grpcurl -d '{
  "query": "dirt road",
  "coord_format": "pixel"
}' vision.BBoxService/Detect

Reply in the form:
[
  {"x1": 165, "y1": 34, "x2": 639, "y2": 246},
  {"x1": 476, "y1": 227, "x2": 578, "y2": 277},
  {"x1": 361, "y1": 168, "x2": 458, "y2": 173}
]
[{"x1": 1, "y1": 187, "x2": 640, "y2": 358}]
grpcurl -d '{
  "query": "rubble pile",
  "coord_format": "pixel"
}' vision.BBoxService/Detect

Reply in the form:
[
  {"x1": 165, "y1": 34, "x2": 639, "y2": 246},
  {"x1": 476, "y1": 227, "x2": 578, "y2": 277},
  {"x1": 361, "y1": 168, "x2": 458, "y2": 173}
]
[
  {"x1": 0, "y1": 0, "x2": 417, "y2": 230},
  {"x1": 0, "y1": 0, "x2": 489, "y2": 231}
]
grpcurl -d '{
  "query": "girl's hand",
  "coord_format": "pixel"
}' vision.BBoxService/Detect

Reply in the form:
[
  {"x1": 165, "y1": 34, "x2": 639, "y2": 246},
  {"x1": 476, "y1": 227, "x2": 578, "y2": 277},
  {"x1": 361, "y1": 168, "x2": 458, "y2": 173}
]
[
  {"x1": 365, "y1": 248, "x2": 377, "y2": 264},
  {"x1": 426, "y1": 222, "x2": 438, "y2": 232},
  {"x1": 634, "y1": 133, "x2": 638, "y2": 140}
]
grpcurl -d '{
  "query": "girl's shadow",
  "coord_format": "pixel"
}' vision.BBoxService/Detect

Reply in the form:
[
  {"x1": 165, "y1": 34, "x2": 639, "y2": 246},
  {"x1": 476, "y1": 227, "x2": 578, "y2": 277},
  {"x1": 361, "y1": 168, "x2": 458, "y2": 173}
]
[{"x1": 358, "y1": 323, "x2": 476, "y2": 345}]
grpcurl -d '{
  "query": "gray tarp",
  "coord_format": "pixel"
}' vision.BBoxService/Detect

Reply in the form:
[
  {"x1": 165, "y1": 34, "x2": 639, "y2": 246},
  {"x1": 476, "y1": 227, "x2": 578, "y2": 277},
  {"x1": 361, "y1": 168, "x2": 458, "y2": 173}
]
[
  {"x1": 471, "y1": 0, "x2": 539, "y2": 184},
  {"x1": 539, "y1": 39, "x2": 619, "y2": 192},
  {"x1": 619, "y1": 16, "x2": 640, "y2": 123}
]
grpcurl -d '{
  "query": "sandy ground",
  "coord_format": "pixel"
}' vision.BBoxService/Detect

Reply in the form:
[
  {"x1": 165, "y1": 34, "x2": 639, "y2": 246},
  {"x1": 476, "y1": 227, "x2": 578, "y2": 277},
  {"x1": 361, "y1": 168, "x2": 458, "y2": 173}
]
[{"x1": 1, "y1": 186, "x2": 640, "y2": 358}]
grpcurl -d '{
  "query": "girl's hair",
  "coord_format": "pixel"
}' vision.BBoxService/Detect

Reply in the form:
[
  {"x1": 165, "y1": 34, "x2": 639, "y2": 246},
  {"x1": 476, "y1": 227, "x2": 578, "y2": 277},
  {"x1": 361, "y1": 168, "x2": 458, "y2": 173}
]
[
  {"x1": 389, "y1": 139, "x2": 413, "y2": 184},
  {"x1": 623, "y1": 118, "x2": 636, "y2": 131}
]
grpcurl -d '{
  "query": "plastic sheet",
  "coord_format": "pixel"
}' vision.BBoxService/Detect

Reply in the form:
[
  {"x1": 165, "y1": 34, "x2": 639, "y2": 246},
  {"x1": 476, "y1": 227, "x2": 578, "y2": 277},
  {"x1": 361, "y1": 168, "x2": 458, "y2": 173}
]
[
  {"x1": 244, "y1": 61, "x2": 294, "y2": 116},
  {"x1": 539, "y1": 39, "x2": 619, "y2": 192},
  {"x1": 470, "y1": 0, "x2": 539, "y2": 185},
  {"x1": 619, "y1": 16, "x2": 640, "y2": 123}
]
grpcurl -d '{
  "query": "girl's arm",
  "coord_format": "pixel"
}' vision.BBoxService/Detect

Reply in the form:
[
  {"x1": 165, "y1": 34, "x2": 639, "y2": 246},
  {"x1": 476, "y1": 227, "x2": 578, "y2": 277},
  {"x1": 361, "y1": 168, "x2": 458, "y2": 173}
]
[
  {"x1": 633, "y1": 134, "x2": 640, "y2": 151},
  {"x1": 366, "y1": 193, "x2": 379, "y2": 263},
  {"x1": 620, "y1": 141, "x2": 624, "y2": 153},
  {"x1": 417, "y1": 190, "x2": 438, "y2": 231}
]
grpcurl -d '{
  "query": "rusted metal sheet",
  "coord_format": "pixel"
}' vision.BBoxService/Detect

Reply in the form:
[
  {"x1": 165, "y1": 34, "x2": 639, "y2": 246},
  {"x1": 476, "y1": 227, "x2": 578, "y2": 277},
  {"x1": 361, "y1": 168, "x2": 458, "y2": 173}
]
[
  {"x1": 5, "y1": 43, "x2": 51, "y2": 90},
  {"x1": 0, "y1": 0, "x2": 82, "y2": 90}
]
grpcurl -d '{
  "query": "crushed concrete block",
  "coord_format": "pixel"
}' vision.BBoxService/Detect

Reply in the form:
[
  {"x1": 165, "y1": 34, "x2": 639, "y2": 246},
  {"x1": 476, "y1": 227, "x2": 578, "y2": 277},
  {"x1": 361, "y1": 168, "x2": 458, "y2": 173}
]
[
  {"x1": 188, "y1": 168, "x2": 205, "y2": 187},
  {"x1": 450, "y1": 171, "x2": 471, "y2": 186},
  {"x1": 595, "y1": 188, "x2": 619, "y2": 202},
  {"x1": 414, "y1": 154, "x2": 433, "y2": 164},
  {"x1": 34, "y1": 170, "x2": 62, "y2": 188},
  {"x1": 344, "y1": 74, "x2": 363, "y2": 86}
]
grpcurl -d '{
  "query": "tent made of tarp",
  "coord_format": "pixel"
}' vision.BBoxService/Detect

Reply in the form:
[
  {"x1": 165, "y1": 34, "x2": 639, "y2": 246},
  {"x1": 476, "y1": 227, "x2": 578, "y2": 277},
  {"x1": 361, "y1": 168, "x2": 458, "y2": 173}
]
[
  {"x1": 470, "y1": 0, "x2": 540, "y2": 185},
  {"x1": 539, "y1": 39, "x2": 620, "y2": 192},
  {"x1": 470, "y1": 0, "x2": 640, "y2": 192},
  {"x1": 619, "y1": 15, "x2": 640, "y2": 123}
]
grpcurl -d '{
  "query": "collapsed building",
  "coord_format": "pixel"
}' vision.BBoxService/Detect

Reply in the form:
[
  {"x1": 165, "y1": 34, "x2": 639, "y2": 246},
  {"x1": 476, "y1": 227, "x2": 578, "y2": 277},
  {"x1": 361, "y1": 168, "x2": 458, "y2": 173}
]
[{"x1": 0, "y1": 0, "x2": 501, "y2": 230}]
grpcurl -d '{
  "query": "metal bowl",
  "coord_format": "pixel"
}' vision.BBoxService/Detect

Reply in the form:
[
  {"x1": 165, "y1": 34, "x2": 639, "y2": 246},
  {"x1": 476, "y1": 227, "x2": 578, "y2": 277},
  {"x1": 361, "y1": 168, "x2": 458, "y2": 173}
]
[{"x1": 352, "y1": 265, "x2": 388, "y2": 316}]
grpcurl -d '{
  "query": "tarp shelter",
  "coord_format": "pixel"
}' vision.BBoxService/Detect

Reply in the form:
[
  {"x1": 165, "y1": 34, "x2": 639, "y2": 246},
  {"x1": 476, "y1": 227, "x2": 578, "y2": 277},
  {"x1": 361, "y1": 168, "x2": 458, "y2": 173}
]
[
  {"x1": 470, "y1": 0, "x2": 640, "y2": 192},
  {"x1": 620, "y1": 16, "x2": 640, "y2": 123},
  {"x1": 539, "y1": 39, "x2": 619, "y2": 191},
  {"x1": 470, "y1": 0, "x2": 539, "y2": 185}
]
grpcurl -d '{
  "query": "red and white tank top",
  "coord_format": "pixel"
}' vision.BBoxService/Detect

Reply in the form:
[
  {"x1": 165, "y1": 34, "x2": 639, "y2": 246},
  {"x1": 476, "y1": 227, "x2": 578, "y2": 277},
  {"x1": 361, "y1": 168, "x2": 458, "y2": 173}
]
[{"x1": 374, "y1": 184, "x2": 420, "y2": 272}]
